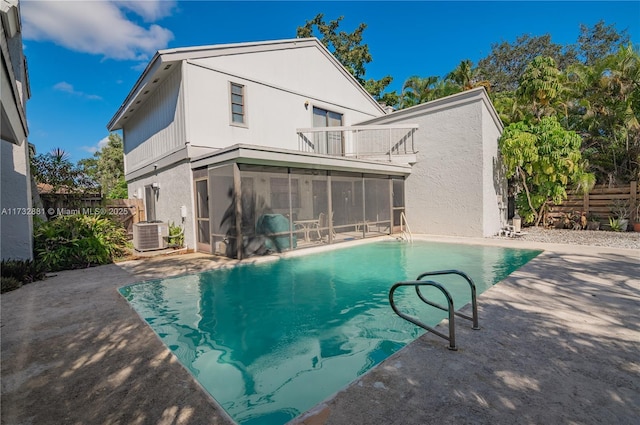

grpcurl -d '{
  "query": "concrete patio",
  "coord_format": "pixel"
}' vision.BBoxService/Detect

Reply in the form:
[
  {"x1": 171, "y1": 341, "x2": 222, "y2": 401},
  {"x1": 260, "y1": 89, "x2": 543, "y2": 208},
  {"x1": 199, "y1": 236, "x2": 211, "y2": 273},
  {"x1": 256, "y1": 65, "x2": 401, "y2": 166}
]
[{"x1": 1, "y1": 236, "x2": 638, "y2": 425}]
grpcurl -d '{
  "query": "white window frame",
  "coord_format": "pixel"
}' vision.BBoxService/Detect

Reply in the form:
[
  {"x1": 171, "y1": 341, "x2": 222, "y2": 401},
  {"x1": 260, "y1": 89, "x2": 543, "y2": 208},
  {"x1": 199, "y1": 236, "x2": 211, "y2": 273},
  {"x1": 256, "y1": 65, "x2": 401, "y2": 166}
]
[{"x1": 229, "y1": 82, "x2": 247, "y2": 127}]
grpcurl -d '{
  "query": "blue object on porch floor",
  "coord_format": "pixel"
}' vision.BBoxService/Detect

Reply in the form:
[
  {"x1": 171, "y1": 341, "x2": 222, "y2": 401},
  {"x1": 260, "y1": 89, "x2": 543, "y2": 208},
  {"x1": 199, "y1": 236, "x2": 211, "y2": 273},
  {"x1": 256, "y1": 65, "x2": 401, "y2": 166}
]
[{"x1": 256, "y1": 214, "x2": 297, "y2": 251}]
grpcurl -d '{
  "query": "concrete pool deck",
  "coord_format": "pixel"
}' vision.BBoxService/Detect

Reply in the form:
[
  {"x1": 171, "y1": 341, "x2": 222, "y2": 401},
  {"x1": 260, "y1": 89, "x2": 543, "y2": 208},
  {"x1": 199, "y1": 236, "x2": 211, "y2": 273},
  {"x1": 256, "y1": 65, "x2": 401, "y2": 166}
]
[{"x1": 1, "y1": 236, "x2": 638, "y2": 425}]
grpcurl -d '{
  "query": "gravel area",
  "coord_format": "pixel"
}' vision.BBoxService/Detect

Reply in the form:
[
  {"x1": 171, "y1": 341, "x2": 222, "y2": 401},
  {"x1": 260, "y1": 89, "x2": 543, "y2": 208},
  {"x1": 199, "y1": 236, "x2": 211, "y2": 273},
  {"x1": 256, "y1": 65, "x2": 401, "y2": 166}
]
[{"x1": 493, "y1": 225, "x2": 640, "y2": 250}]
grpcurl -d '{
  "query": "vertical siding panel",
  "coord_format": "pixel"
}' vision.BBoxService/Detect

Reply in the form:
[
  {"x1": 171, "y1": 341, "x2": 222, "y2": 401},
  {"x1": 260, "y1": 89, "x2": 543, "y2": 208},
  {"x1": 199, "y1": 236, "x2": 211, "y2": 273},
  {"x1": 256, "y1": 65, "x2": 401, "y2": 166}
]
[{"x1": 124, "y1": 67, "x2": 184, "y2": 170}]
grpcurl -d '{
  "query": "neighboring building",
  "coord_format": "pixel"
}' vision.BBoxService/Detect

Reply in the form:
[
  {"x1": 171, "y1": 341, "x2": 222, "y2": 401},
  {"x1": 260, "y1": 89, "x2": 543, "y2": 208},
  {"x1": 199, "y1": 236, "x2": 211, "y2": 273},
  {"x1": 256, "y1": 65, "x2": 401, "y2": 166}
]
[
  {"x1": 108, "y1": 38, "x2": 505, "y2": 258},
  {"x1": 1, "y1": 0, "x2": 33, "y2": 260}
]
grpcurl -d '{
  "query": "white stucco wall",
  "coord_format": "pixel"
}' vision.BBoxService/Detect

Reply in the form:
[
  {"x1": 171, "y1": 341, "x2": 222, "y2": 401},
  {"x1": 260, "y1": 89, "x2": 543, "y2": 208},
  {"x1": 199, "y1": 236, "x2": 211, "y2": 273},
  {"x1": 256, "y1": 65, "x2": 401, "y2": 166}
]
[
  {"x1": 1, "y1": 1, "x2": 33, "y2": 260},
  {"x1": 359, "y1": 89, "x2": 504, "y2": 237},
  {"x1": 405, "y1": 101, "x2": 485, "y2": 236},
  {"x1": 481, "y1": 101, "x2": 507, "y2": 235},
  {"x1": 127, "y1": 161, "x2": 195, "y2": 250},
  {"x1": 184, "y1": 45, "x2": 382, "y2": 150},
  {"x1": 1, "y1": 139, "x2": 33, "y2": 259}
]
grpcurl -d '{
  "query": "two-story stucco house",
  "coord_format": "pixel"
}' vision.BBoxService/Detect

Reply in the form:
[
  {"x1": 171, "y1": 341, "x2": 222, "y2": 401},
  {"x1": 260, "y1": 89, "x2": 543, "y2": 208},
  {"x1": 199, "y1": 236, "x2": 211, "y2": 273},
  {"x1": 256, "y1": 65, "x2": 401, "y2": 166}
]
[
  {"x1": 1, "y1": 0, "x2": 33, "y2": 260},
  {"x1": 108, "y1": 38, "x2": 505, "y2": 258}
]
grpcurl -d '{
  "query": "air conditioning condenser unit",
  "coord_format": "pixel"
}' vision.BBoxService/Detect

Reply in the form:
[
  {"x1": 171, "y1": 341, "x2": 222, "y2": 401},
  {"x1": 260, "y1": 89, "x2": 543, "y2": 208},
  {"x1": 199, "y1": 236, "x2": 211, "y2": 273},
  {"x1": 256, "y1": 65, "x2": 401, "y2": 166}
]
[{"x1": 133, "y1": 222, "x2": 169, "y2": 251}]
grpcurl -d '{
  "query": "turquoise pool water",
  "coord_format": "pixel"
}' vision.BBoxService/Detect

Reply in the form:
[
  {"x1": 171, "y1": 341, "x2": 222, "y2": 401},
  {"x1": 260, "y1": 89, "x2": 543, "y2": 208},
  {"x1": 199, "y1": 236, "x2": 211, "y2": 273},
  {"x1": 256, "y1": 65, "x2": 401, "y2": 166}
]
[{"x1": 120, "y1": 241, "x2": 540, "y2": 425}]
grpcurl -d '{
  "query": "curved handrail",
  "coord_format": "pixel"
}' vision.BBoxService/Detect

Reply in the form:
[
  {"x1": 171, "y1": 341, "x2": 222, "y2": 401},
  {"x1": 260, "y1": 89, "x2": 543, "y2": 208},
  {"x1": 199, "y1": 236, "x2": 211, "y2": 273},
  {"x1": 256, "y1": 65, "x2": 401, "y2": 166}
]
[
  {"x1": 415, "y1": 270, "x2": 479, "y2": 330},
  {"x1": 389, "y1": 280, "x2": 457, "y2": 351}
]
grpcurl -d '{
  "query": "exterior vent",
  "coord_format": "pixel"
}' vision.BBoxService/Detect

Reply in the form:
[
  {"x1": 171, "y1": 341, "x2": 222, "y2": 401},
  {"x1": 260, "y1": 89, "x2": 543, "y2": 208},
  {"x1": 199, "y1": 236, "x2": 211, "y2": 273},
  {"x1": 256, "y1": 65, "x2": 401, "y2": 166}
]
[{"x1": 133, "y1": 222, "x2": 169, "y2": 251}]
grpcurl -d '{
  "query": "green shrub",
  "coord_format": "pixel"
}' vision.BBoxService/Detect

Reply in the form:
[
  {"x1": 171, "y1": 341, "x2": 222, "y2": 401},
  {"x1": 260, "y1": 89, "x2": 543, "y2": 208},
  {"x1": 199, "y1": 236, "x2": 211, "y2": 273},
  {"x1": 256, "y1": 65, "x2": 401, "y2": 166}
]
[
  {"x1": 1, "y1": 276, "x2": 22, "y2": 293},
  {"x1": 1, "y1": 258, "x2": 46, "y2": 282},
  {"x1": 34, "y1": 214, "x2": 130, "y2": 271},
  {"x1": 167, "y1": 221, "x2": 184, "y2": 248},
  {"x1": 0, "y1": 259, "x2": 46, "y2": 293}
]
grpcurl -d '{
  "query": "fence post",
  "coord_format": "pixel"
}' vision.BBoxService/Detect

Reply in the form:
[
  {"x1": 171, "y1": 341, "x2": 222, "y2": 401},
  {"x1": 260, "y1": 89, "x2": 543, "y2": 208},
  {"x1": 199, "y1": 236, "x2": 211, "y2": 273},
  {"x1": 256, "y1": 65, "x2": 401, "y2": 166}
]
[
  {"x1": 583, "y1": 190, "x2": 589, "y2": 216},
  {"x1": 631, "y1": 181, "x2": 638, "y2": 222}
]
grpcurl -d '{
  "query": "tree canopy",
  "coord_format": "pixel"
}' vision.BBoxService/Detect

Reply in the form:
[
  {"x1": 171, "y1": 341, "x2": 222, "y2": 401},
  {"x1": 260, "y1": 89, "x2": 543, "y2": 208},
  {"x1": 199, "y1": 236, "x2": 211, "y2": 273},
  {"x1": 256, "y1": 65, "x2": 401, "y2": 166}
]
[
  {"x1": 31, "y1": 148, "x2": 92, "y2": 192},
  {"x1": 78, "y1": 133, "x2": 126, "y2": 199},
  {"x1": 297, "y1": 13, "x2": 397, "y2": 105},
  {"x1": 499, "y1": 117, "x2": 595, "y2": 225}
]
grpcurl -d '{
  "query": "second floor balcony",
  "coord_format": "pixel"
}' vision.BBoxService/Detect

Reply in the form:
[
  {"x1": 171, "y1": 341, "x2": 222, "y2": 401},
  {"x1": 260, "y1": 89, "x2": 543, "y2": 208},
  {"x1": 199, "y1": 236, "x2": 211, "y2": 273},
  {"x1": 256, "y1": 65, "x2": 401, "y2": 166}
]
[{"x1": 296, "y1": 124, "x2": 419, "y2": 163}]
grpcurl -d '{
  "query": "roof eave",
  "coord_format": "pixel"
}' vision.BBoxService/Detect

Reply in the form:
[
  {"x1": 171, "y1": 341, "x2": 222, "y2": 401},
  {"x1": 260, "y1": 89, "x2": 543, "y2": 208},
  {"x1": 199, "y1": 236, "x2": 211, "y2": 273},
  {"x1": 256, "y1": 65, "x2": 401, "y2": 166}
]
[{"x1": 107, "y1": 51, "x2": 163, "y2": 131}]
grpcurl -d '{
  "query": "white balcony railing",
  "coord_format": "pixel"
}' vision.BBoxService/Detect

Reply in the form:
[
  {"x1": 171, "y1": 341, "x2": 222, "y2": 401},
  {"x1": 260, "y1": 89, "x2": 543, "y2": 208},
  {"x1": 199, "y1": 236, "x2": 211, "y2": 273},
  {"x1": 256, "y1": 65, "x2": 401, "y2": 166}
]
[{"x1": 296, "y1": 124, "x2": 418, "y2": 161}]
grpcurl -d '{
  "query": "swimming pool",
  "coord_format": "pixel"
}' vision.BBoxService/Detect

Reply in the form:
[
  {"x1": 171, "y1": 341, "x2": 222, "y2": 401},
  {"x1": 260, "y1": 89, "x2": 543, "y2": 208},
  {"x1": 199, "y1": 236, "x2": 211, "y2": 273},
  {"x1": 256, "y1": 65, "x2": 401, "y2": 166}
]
[{"x1": 120, "y1": 240, "x2": 540, "y2": 425}]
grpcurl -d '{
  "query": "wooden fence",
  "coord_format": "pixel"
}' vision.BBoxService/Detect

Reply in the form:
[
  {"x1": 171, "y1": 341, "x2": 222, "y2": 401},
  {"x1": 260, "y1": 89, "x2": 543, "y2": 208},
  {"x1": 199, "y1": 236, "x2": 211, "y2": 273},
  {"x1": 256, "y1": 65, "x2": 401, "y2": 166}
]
[
  {"x1": 105, "y1": 199, "x2": 145, "y2": 235},
  {"x1": 550, "y1": 181, "x2": 639, "y2": 223}
]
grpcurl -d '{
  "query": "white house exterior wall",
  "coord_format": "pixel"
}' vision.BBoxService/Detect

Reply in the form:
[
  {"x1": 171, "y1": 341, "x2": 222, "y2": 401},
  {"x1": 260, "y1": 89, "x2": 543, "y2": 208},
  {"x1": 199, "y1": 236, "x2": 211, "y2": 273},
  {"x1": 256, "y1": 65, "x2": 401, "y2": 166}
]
[
  {"x1": 189, "y1": 45, "x2": 380, "y2": 117},
  {"x1": 359, "y1": 89, "x2": 504, "y2": 237},
  {"x1": 127, "y1": 161, "x2": 195, "y2": 249},
  {"x1": 481, "y1": 100, "x2": 507, "y2": 235},
  {"x1": 406, "y1": 101, "x2": 485, "y2": 236},
  {"x1": 1, "y1": 0, "x2": 32, "y2": 260},
  {"x1": 123, "y1": 66, "x2": 186, "y2": 173},
  {"x1": 184, "y1": 48, "x2": 380, "y2": 150},
  {"x1": 1, "y1": 139, "x2": 33, "y2": 260}
]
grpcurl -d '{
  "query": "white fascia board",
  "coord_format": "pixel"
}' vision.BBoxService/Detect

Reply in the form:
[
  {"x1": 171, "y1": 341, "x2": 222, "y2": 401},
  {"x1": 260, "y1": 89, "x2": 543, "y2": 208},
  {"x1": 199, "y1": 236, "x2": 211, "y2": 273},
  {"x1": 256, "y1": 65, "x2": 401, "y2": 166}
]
[
  {"x1": 358, "y1": 87, "x2": 503, "y2": 131},
  {"x1": 107, "y1": 52, "x2": 163, "y2": 130},
  {"x1": 157, "y1": 37, "x2": 318, "y2": 61},
  {"x1": 190, "y1": 144, "x2": 411, "y2": 176}
]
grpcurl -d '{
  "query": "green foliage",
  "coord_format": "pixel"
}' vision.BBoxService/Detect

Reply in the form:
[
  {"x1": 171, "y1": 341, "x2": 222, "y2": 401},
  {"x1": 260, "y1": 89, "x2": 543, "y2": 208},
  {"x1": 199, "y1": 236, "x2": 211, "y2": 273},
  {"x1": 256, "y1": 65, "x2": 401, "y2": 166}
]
[
  {"x1": 399, "y1": 75, "x2": 441, "y2": 108},
  {"x1": 567, "y1": 45, "x2": 640, "y2": 183},
  {"x1": 608, "y1": 217, "x2": 624, "y2": 232},
  {"x1": 1, "y1": 277, "x2": 22, "y2": 293},
  {"x1": 500, "y1": 117, "x2": 594, "y2": 225},
  {"x1": 107, "y1": 177, "x2": 128, "y2": 199},
  {"x1": 477, "y1": 34, "x2": 577, "y2": 93},
  {"x1": 517, "y1": 56, "x2": 564, "y2": 120},
  {"x1": 31, "y1": 148, "x2": 94, "y2": 192},
  {"x1": 0, "y1": 259, "x2": 46, "y2": 292},
  {"x1": 578, "y1": 20, "x2": 630, "y2": 66},
  {"x1": 167, "y1": 221, "x2": 185, "y2": 248},
  {"x1": 34, "y1": 214, "x2": 130, "y2": 271},
  {"x1": 78, "y1": 133, "x2": 126, "y2": 198},
  {"x1": 297, "y1": 14, "x2": 394, "y2": 101}
]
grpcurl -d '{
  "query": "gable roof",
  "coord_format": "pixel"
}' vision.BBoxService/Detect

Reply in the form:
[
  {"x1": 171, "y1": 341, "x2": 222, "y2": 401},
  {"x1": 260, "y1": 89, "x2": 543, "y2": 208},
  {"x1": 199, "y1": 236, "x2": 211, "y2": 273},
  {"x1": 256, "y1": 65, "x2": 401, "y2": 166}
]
[{"x1": 107, "y1": 38, "x2": 384, "y2": 131}]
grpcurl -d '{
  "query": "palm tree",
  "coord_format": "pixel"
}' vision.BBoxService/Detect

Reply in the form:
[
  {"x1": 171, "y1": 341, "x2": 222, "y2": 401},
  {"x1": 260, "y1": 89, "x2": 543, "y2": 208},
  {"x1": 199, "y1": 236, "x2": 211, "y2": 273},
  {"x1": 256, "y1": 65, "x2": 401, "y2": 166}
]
[
  {"x1": 399, "y1": 75, "x2": 440, "y2": 108},
  {"x1": 566, "y1": 45, "x2": 640, "y2": 183},
  {"x1": 446, "y1": 60, "x2": 492, "y2": 92}
]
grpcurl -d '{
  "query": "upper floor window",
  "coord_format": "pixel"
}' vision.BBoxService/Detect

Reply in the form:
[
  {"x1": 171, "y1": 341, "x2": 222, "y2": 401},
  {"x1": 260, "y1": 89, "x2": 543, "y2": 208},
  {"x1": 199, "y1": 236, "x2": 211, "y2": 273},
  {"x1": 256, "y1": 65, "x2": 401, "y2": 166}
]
[{"x1": 230, "y1": 82, "x2": 246, "y2": 126}]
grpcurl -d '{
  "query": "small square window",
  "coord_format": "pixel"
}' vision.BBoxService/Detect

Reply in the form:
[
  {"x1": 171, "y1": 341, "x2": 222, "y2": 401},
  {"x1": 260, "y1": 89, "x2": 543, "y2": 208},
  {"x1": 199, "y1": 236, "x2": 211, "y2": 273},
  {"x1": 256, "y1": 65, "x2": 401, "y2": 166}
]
[{"x1": 230, "y1": 82, "x2": 246, "y2": 126}]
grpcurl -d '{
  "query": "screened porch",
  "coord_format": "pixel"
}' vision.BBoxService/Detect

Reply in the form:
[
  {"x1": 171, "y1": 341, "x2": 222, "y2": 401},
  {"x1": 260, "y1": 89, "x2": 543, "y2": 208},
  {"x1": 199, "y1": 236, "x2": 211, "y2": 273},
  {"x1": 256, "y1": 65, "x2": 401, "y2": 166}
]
[{"x1": 196, "y1": 163, "x2": 406, "y2": 259}]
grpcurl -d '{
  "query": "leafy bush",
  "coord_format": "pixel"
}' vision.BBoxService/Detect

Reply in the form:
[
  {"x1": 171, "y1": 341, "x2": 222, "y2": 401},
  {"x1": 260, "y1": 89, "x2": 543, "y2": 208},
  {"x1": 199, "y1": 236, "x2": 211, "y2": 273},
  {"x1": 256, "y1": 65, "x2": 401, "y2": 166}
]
[
  {"x1": 0, "y1": 259, "x2": 46, "y2": 293},
  {"x1": 34, "y1": 214, "x2": 130, "y2": 271},
  {"x1": 1, "y1": 276, "x2": 22, "y2": 293},
  {"x1": 167, "y1": 221, "x2": 184, "y2": 248}
]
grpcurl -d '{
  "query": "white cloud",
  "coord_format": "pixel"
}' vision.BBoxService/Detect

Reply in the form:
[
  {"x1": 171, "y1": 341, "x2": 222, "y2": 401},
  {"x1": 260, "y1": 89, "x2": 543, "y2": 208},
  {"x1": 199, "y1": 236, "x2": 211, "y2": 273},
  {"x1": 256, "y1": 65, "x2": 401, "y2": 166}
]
[
  {"x1": 80, "y1": 136, "x2": 110, "y2": 154},
  {"x1": 114, "y1": 0, "x2": 176, "y2": 22},
  {"x1": 22, "y1": 1, "x2": 175, "y2": 61},
  {"x1": 98, "y1": 136, "x2": 110, "y2": 149},
  {"x1": 53, "y1": 81, "x2": 102, "y2": 100}
]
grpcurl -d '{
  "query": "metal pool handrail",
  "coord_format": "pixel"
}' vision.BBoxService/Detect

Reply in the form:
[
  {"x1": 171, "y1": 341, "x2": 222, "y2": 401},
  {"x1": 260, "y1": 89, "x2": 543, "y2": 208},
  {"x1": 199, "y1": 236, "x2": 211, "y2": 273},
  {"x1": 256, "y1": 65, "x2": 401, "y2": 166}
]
[
  {"x1": 388, "y1": 270, "x2": 480, "y2": 350},
  {"x1": 415, "y1": 270, "x2": 479, "y2": 330},
  {"x1": 389, "y1": 280, "x2": 458, "y2": 350}
]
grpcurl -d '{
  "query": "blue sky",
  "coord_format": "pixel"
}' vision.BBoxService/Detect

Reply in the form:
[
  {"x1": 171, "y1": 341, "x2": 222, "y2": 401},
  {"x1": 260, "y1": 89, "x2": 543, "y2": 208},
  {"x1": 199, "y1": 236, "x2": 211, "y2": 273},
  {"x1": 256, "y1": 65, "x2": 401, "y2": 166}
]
[{"x1": 21, "y1": 1, "x2": 639, "y2": 163}]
